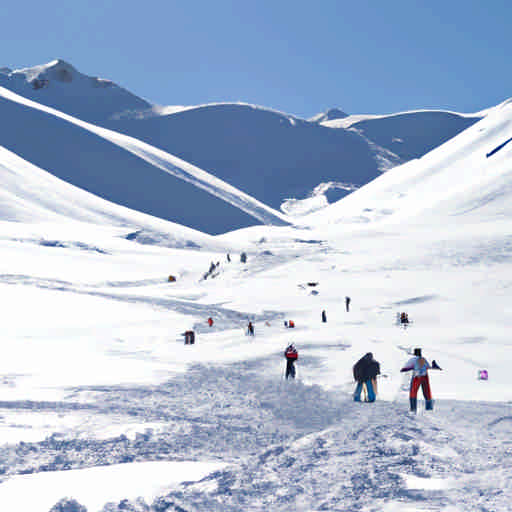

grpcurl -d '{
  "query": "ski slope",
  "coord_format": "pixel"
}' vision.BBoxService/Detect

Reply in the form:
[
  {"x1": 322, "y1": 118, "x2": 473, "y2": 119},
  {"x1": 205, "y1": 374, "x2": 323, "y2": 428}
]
[{"x1": 0, "y1": 88, "x2": 512, "y2": 510}]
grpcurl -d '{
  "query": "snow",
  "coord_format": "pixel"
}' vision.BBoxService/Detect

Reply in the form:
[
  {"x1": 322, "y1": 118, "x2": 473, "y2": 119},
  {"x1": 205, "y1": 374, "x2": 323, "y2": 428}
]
[
  {"x1": 0, "y1": 460, "x2": 227, "y2": 512},
  {"x1": 0, "y1": 66, "x2": 511, "y2": 511}
]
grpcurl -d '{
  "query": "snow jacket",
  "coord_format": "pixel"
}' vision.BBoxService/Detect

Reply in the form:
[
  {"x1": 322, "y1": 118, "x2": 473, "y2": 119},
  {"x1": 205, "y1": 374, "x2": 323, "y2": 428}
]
[
  {"x1": 284, "y1": 345, "x2": 298, "y2": 360},
  {"x1": 353, "y1": 353, "x2": 380, "y2": 382},
  {"x1": 401, "y1": 356, "x2": 430, "y2": 377}
]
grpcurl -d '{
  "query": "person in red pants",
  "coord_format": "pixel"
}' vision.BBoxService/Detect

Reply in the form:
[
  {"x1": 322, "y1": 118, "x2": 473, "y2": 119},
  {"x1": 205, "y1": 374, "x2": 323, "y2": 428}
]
[{"x1": 401, "y1": 348, "x2": 442, "y2": 412}]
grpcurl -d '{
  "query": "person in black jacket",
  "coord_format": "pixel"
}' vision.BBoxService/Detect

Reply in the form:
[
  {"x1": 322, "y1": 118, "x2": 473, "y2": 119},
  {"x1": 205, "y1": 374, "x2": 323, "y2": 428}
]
[{"x1": 353, "y1": 352, "x2": 380, "y2": 402}]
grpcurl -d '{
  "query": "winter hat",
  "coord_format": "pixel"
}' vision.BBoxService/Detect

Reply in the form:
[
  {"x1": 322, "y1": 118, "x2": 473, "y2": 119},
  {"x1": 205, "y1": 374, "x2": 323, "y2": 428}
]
[{"x1": 413, "y1": 348, "x2": 422, "y2": 357}]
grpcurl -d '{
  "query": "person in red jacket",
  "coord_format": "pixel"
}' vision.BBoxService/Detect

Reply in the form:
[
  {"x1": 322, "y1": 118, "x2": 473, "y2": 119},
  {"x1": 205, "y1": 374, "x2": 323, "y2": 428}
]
[
  {"x1": 207, "y1": 317, "x2": 213, "y2": 327},
  {"x1": 284, "y1": 344, "x2": 298, "y2": 379}
]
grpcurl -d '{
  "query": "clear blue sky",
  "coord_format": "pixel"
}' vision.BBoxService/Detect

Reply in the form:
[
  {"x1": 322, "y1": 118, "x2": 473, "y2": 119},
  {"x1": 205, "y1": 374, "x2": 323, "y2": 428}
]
[{"x1": 4, "y1": 0, "x2": 511, "y2": 118}]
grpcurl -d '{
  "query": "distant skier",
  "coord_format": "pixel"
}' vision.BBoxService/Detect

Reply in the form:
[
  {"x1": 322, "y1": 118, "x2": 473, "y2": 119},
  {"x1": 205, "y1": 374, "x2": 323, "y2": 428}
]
[
  {"x1": 284, "y1": 344, "x2": 298, "y2": 379},
  {"x1": 321, "y1": 310, "x2": 327, "y2": 323},
  {"x1": 207, "y1": 317, "x2": 214, "y2": 327},
  {"x1": 345, "y1": 296, "x2": 351, "y2": 312},
  {"x1": 353, "y1": 353, "x2": 380, "y2": 402},
  {"x1": 227, "y1": 253, "x2": 231, "y2": 262},
  {"x1": 401, "y1": 348, "x2": 442, "y2": 412},
  {"x1": 247, "y1": 321, "x2": 254, "y2": 336}
]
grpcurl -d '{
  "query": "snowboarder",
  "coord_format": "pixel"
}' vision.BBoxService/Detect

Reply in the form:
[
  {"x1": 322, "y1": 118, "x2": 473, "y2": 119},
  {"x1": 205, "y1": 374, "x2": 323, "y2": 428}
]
[
  {"x1": 345, "y1": 296, "x2": 351, "y2": 312},
  {"x1": 247, "y1": 321, "x2": 254, "y2": 336},
  {"x1": 353, "y1": 353, "x2": 380, "y2": 402},
  {"x1": 321, "y1": 310, "x2": 327, "y2": 323},
  {"x1": 400, "y1": 348, "x2": 442, "y2": 412},
  {"x1": 284, "y1": 344, "x2": 298, "y2": 379},
  {"x1": 207, "y1": 317, "x2": 214, "y2": 327}
]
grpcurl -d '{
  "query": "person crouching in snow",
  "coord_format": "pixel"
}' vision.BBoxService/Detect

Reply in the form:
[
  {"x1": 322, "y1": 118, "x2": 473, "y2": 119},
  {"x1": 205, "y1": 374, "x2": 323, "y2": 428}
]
[
  {"x1": 353, "y1": 352, "x2": 380, "y2": 402},
  {"x1": 401, "y1": 347, "x2": 442, "y2": 412},
  {"x1": 284, "y1": 344, "x2": 298, "y2": 379}
]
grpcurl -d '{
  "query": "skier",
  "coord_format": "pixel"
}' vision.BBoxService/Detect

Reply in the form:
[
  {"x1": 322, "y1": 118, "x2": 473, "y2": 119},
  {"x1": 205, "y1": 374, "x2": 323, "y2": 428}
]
[
  {"x1": 353, "y1": 353, "x2": 380, "y2": 402},
  {"x1": 321, "y1": 310, "x2": 327, "y2": 323},
  {"x1": 400, "y1": 348, "x2": 442, "y2": 412},
  {"x1": 247, "y1": 321, "x2": 254, "y2": 336},
  {"x1": 227, "y1": 253, "x2": 231, "y2": 262},
  {"x1": 207, "y1": 317, "x2": 214, "y2": 327},
  {"x1": 284, "y1": 343, "x2": 298, "y2": 379},
  {"x1": 345, "y1": 296, "x2": 351, "y2": 312}
]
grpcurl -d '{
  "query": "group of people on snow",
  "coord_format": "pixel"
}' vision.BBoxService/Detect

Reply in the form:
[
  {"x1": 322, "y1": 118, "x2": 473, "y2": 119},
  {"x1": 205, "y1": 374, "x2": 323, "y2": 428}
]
[
  {"x1": 200, "y1": 261, "x2": 437, "y2": 412},
  {"x1": 350, "y1": 348, "x2": 442, "y2": 412}
]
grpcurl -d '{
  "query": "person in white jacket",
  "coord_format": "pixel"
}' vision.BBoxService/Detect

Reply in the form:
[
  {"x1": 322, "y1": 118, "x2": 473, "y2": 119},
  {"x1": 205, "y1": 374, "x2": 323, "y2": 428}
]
[{"x1": 400, "y1": 348, "x2": 441, "y2": 412}]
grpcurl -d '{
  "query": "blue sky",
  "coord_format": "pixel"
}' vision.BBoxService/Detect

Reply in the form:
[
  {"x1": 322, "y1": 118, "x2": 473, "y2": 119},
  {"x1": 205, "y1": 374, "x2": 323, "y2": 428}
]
[{"x1": 3, "y1": 0, "x2": 511, "y2": 118}]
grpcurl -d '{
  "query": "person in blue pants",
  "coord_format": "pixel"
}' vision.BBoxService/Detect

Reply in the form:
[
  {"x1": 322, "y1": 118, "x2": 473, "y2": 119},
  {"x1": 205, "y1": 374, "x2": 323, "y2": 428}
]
[{"x1": 353, "y1": 353, "x2": 380, "y2": 402}]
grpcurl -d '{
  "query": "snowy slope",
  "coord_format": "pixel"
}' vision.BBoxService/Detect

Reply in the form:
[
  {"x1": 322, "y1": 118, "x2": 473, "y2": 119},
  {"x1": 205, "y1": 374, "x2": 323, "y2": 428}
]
[
  {"x1": 0, "y1": 145, "x2": 229, "y2": 251},
  {"x1": 302, "y1": 98, "x2": 512, "y2": 226},
  {"x1": 0, "y1": 86, "x2": 289, "y2": 235}
]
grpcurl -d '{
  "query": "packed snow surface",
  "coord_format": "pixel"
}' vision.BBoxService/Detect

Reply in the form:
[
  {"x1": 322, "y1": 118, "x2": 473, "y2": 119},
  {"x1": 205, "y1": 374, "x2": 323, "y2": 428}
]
[{"x1": 0, "y1": 77, "x2": 512, "y2": 509}]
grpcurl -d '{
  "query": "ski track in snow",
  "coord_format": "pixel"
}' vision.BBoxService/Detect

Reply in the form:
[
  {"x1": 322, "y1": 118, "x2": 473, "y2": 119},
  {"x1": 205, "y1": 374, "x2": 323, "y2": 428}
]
[
  {"x1": 0, "y1": 365, "x2": 511, "y2": 511},
  {"x1": 0, "y1": 273, "x2": 284, "y2": 333}
]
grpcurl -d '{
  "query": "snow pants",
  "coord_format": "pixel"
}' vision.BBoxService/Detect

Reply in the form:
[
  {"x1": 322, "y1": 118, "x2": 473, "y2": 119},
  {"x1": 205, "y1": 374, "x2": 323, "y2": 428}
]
[
  {"x1": 354, "y1": 380, "x2": 376, "y2": 402},
  {"x1": 409, "y1": 375, "x2": 433, "y2": 411},
  {"x1": 285, "y1": 359, "x2": 296, "y2": 379}
]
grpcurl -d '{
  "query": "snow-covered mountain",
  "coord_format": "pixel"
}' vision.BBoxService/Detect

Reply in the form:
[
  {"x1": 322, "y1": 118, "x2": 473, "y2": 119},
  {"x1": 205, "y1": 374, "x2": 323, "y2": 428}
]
[
  {"x1": 303, "y1": 98, "x2": 512, "y2": 227},
  {"x1": 0, "y1": 86, "x2": 289, "y2": 235},
  {"x1": 0, "y1": 60, "x2": 485, "y2": 227},
  {"x1": 0, "y1": 59, "x2": 151, "y2": 122},
  {"x1": 308, "y1": 107, "x2": 349, "y2": 123}
]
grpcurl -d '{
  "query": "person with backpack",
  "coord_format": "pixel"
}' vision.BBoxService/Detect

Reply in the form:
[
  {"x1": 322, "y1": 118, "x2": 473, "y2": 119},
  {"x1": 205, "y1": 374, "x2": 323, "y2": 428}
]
[
  {"x1": 353, "y1": 352, "x2": 380, "y2": 402},
  {"x1": 400, "y1": 348, "x2": 442, "y2": 412},
  {"x1": 284, "y1": 344, "x2": 298, "y2": 379}
]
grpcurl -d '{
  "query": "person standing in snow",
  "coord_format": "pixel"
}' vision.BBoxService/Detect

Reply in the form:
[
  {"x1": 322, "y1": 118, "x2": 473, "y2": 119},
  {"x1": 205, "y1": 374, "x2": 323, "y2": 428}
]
[
  {"x1": 247, "y1": 321, "x2": 254, "y2": 336},
  {"x1": 321, "y1": 310, "x2": 327, "y2": 323},
  {"x1": 207, "y1": 317, "x2": 214, "y2": 327},
  {"x1": 345, "y1": 296, "x2": 351, "y2": 312},
  {"x1": 284, "y1": 344, "x2": 298, "y2": 379},
  {"x1": 353, "y1": 352, "x2": 380, "y2": 402},
  {"x1": 400, "y1": 348, "x2": 442, "y2": 412}
]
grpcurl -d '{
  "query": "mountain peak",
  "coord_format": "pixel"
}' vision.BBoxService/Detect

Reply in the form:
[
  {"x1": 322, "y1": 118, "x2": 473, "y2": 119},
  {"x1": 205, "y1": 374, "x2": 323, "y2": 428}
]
[
  {"x1": 309, "y1": 108, "x2": 349, "y2": 123},
  {"x1": 13, "y1": 59, "x2": 81, "y2": 85},
  {"x1": 0, "y1": 59, "x2": 152, "y2": 122}
]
